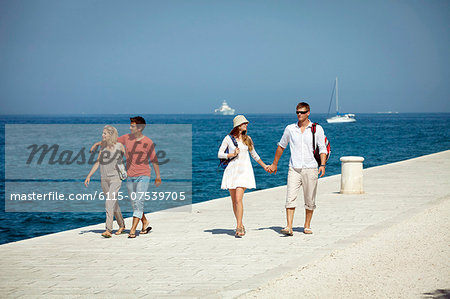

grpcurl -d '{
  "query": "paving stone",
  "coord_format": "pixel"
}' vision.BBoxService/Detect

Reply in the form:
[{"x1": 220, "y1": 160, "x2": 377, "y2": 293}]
[{"x1": 0, "y1": 151, "x2": 449, "y2": 298}]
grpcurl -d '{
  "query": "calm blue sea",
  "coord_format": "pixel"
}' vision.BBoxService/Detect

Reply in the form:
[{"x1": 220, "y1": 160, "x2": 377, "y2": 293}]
[{"x1": 1, "y1": 113, "x2": 449, "y2": 244}]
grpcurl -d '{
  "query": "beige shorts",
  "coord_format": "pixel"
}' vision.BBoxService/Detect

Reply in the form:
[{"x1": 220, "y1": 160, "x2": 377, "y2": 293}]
[{"x1": 285, "y1": 168, "x2": 318, "y2": 210}]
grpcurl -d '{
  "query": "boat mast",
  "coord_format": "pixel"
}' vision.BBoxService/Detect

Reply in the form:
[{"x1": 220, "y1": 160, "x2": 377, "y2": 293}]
[
  {"x1": 335, "y1": 77, "x2": 339, "y2": 115},
  {"x1": 326, "y1": 79, "x2": 335, "y2": 118}
]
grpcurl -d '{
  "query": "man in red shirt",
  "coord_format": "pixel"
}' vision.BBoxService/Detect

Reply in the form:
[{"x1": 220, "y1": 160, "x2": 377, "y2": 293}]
[{"x1": 92, "y1": 116, "x2": 161, "y2": 238}]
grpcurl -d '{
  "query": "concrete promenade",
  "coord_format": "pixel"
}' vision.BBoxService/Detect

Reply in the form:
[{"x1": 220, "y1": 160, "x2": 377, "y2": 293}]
[{"x1": 1, "y1": 150, "x2": 449, "y2": 298}]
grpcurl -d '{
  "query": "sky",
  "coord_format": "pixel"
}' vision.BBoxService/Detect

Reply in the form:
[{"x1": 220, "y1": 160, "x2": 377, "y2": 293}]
[{"x1": 0, "y1": 0, "x2": 449, "y2": 114}]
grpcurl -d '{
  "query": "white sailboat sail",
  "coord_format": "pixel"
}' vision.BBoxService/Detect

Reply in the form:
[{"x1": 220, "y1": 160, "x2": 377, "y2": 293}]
[{"x1": 326, "y1": 77, "x2": 356, "y2": 123}]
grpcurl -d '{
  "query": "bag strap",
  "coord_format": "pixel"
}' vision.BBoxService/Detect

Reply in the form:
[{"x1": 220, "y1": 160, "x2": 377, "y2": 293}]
[
  {"x1": 311, "y1": 123, "x2": 317, "y2": 151},
  {"x1": 228, "y1": 134, "x2": 239, "y2": 148}
]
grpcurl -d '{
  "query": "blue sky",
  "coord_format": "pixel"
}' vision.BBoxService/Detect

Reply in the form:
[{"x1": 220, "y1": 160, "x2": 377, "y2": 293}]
[{"x1": 0, "y1": 0, "x2": 449, "y2": 114}]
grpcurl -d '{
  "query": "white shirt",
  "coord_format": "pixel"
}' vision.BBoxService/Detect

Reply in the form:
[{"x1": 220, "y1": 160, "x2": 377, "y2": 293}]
[{"x1": 278, "y1": 121, "x2": 327, "y2": 168}]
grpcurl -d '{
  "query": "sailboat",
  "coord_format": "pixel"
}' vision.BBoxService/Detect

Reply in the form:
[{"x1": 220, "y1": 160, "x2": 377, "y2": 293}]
[{"x1": 326, "y1": 77, "x2": 356, "y2": 123}]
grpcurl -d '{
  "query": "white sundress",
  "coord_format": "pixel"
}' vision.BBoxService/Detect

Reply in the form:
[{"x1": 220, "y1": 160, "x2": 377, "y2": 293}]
[{"x1": 218, "y1": 135, "x2": 261, "y2": 190}]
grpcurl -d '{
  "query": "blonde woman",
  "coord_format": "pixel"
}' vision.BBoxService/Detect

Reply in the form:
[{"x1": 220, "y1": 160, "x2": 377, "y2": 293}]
[
  {"x1": 218, "y1": 115, "x2": 269, "y2": 237},
  {"x1": 85, "y1": 125, "x2": 126, "y2": 238}
]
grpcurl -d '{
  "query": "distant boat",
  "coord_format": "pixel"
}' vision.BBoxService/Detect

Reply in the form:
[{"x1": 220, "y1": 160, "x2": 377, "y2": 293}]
[
  {"x1": 214, "y1": 100, "x2": 235, "y2": 115},
  {"x1": 326, "y1": 77, "x2": 356, "y2": 123},
  {"x1": 377, "y1": 111, "x2": 399, "y2": 114}
]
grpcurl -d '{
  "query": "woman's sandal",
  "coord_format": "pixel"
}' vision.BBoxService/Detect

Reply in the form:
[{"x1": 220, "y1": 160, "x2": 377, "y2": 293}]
[
  {"x1": 101, "y1": 232, "x2": 112, "y2": 238},
  {"x1": 303, "y1": 228, "x2": 313, "y2": 234},
  {"x1": 128, "y1": 233, "x2": 136, "y2": 238},
  {"x1": 115, "y1": 227, "x2": 126, "y2": 235},
  {"x1": 280, "y1": 227, "x2": 294, "y2": 236},
  {"x1": 235, "y1": 227, "x2": 245, "y2": 238}
]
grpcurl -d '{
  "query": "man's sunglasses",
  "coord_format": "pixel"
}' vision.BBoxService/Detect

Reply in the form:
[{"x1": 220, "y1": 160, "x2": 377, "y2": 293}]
[{"x1": 296, "y1": 110, "x2": 309, "y2": 114}]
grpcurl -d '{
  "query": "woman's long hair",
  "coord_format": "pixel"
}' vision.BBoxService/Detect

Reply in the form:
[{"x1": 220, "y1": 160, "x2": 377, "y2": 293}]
[
  {"x1": 229, "y1": 126, "x2": 253, "y2": 151},
  {"x1": 101, "y1": 125, "x2": 118, "y2": 148}
]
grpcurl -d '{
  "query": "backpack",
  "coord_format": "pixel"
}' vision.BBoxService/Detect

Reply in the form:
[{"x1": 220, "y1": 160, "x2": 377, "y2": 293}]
[
  {"x1": 311, "y1": 123, "x2": 331, "y2": 165},
  {"x1": 218, "y1": 135, "x2": 239, "y2": 170}
]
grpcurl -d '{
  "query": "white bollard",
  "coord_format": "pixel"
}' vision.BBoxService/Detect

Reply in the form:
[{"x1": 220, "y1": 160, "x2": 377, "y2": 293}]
[{"x1": 340, "y1": 156, "x2": 364, "y2": 194}]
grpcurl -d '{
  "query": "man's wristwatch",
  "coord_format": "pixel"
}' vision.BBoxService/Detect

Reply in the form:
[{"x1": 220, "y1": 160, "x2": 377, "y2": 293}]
[{"x1": 320, "y1": 165, "x2": 326, "y2": 167}]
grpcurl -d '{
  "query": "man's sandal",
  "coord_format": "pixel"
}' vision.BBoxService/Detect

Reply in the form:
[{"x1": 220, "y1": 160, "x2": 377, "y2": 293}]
[
  {"x1": 303, "y1": 228, "x2": 313, "y2": 234},
  {"x1": 128, "y1": 233, "x2": 136, "y2": 238},
  {"x1": 280, "y1": 227, "x2": 293, "y2": 236},
  {"x1": 140, "y1": 226, "x2": 152, "y2": 235}
]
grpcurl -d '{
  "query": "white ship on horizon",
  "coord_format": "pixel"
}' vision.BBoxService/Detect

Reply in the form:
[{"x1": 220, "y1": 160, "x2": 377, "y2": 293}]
[{"x1": 214, "y1": 100, "x2": 235, "y2": 115}]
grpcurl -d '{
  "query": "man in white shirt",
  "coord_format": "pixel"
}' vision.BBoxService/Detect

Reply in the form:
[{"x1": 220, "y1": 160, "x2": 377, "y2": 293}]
[{"x1": 268, "y1": 102, "x2": 327, "y2": 236}]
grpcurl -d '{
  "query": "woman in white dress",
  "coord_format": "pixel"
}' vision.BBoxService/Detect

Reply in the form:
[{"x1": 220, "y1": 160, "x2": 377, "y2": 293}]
[{"x1": 218, "y1": 115, "x2": 269, "y2": 237}]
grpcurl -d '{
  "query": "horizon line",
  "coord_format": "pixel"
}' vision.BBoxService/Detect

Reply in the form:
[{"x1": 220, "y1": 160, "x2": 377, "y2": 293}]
[{"x1": 1, "y1": 111, "x2": 450, "y2": 116}]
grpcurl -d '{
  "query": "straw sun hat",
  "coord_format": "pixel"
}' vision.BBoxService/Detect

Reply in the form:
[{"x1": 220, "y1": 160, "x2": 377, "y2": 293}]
[{"x1": 233, "y1": 115, "x2": 249, "y2": 128}]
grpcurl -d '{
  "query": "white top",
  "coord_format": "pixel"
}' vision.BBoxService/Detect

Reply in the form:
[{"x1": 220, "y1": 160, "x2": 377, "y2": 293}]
[
  {"x1": 218, "y1": 135, "x2": 260, "y2": 189},
  {"x1": 278, "y1": 121, "x2": 327, "y2": 168},
  {"x1": 340, "y1": 156, "x2": 364, "y2": 162}
]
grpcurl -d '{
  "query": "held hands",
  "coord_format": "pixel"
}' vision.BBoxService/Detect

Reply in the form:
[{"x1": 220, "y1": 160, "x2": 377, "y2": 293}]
[
  {"x1": 233, "y1": 148, "x2": 240, "y2": 157},
  {"x1": 267, "y1": 164, "x2": 277, "y2": 174}
]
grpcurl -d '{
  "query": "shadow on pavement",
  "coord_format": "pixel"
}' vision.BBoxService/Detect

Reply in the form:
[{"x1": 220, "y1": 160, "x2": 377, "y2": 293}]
[
  {"x1": 204, "y1": 228, "x2": 235, "y2": 236},
  {"x1": 422, "y1": 289, "x2": 450, "y2": 299}
]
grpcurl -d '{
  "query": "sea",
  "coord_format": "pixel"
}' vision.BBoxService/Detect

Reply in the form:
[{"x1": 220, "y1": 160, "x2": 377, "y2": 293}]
[{"x1": 1, "y1": 113, "x2": 449, "y2": 245}]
